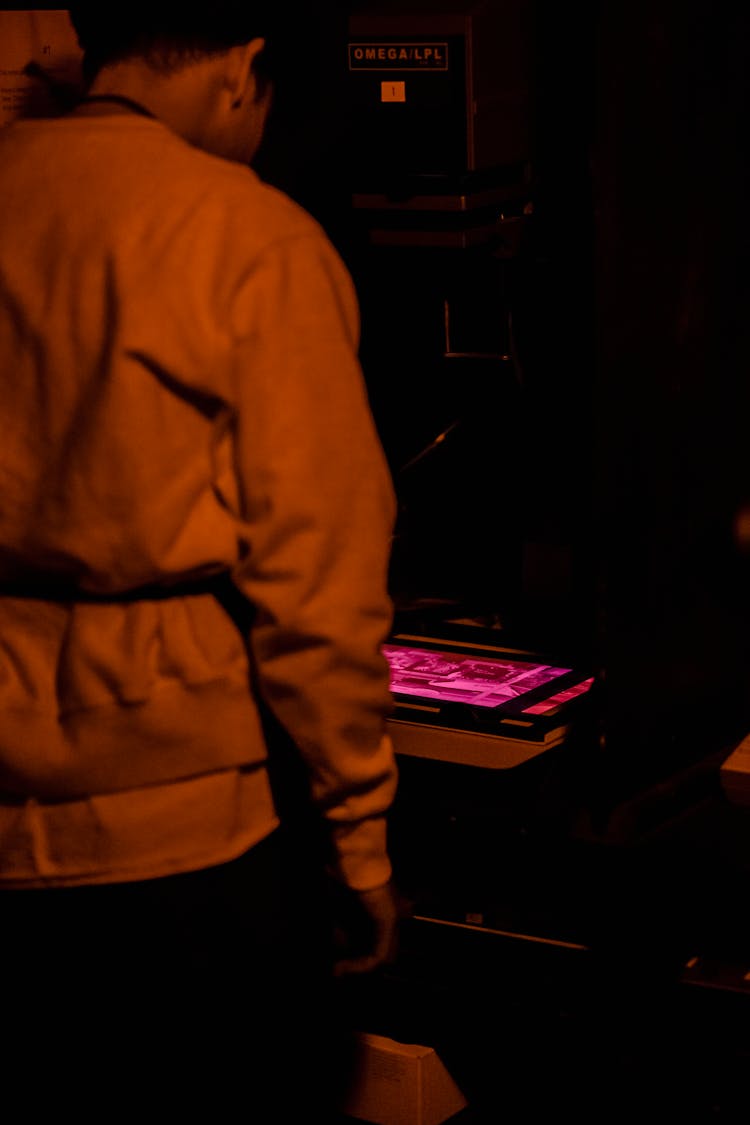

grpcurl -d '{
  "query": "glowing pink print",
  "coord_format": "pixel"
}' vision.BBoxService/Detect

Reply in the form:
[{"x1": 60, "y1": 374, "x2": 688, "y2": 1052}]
[{"x1": 383, "y1": 643, "x2": 572, "y2": 709}]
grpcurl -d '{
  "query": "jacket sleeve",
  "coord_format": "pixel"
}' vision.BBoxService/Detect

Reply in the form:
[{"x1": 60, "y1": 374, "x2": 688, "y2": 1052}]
[{"x1": 226, "y1": 230, "x2": 399, "y2": 892}]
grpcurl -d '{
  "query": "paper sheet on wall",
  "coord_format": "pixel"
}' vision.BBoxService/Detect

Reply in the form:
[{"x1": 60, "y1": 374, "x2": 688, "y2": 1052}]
[{"x1": 0, "y1": 9, "x2": 83, "y2": 124}]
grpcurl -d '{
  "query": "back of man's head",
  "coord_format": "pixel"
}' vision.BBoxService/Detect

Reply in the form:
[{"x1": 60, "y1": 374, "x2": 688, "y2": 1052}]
[{"x1": 67, "y1": 5, "x2": 277, "y2": 83}]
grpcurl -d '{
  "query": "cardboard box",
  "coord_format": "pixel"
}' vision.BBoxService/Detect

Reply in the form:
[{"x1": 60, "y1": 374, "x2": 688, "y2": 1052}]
[
  {"x1": 720, "y1": 732, "x2": 750, "y2": 807},
  {"x1": 343, "y1": 1032, "x2": 468, "y2": 1125}
]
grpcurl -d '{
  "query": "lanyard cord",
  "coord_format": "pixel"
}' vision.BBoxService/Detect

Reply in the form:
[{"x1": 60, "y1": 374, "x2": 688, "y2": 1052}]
[{"x1": 75, "y1": 94, "x2": 158, "y2": 120}]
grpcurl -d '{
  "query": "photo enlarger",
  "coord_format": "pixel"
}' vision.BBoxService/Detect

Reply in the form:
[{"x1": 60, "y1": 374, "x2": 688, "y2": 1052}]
[{"x1": 345, "y1": 1, "x2": 552, "y2": 632}]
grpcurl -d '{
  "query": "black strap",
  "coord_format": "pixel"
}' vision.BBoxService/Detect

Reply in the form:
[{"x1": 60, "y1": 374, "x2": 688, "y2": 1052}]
[
  {"x1": 0, "y1": 574, "x2": 233, "y2": 603},
  {"x1": 75, "y1": 94, "x2": 158, "y2": 120}
]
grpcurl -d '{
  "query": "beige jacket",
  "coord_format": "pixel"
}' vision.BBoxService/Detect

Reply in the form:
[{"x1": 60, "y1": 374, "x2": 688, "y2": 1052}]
[{"x1": 0, "y1": 113, "x2": 398, "y2": 890}]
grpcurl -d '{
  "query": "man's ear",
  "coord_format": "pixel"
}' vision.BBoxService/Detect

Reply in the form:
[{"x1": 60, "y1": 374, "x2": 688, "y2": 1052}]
[{"x1": 226, "y1": 38, "x2": 267, "y2": 108}]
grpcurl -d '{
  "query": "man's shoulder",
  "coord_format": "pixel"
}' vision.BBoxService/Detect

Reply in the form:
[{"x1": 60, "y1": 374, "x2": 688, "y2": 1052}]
[{"x1": 186, "y1": 147, "x2": 325, "y2": 248}]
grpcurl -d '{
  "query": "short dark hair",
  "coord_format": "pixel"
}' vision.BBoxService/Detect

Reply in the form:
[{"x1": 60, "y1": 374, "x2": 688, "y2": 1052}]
[{"x1": 67, "y1": 5, "x2": 277, "y2": 83}]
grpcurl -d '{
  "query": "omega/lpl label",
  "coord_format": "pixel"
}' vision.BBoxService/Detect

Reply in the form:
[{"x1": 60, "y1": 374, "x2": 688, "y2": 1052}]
[{"x1": 348, "y1": 42, "x2": 449, "y2": 71}]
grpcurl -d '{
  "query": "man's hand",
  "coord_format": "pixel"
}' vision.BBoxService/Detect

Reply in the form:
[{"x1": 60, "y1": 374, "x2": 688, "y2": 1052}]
[{"x1": 332, "y1": 880, "x2": 402, "y2": 977}]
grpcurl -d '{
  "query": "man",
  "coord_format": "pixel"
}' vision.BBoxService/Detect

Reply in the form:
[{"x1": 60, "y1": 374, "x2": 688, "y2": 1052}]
[{"x1": 0, "y1": 6, "x2": 399, "y2": 1119}]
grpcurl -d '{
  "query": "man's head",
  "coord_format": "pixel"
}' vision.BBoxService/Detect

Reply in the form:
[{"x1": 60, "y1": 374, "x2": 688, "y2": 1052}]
[{"x1": 67, "y1": 5, "x2": 277, "y2": 164}]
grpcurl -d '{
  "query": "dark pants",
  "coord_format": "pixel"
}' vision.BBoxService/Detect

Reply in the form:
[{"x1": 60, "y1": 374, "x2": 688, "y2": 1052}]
[{"x1": 1, "y1": 828, "x2": 358, "y2": 1122}]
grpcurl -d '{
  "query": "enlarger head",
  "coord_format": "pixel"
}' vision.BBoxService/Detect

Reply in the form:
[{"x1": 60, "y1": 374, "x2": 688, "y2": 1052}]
[{"x1": 347, "y1": 0, "x2": 532, "y2": 249}]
